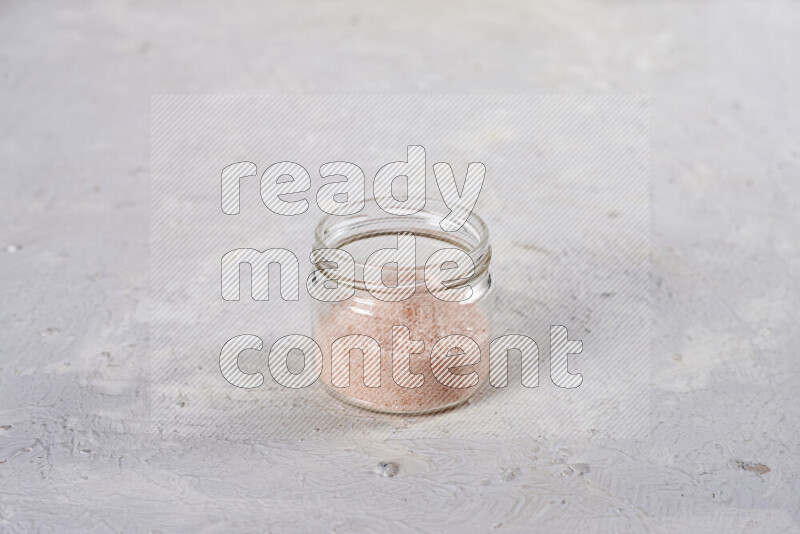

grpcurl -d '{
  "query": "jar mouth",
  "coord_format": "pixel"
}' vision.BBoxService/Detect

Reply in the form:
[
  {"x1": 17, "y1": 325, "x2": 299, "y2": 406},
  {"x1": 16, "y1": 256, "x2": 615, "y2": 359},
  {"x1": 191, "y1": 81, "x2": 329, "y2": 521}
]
[{"x1": 313, "y1": 198, "x2": 491, "y2": 291}]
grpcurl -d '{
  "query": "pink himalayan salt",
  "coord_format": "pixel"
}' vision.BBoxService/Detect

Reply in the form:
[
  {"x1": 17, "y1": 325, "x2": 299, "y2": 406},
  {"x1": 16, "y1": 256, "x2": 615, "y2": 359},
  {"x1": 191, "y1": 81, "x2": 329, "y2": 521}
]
[{"x1": 314, "y1": 291, "x2": 490, "y2": 414}]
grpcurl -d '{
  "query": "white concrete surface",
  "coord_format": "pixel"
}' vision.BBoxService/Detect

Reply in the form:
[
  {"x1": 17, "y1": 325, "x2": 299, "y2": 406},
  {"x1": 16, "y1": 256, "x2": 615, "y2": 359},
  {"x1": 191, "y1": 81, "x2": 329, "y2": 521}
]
[{"x1": 1, "y1": 1, "x2": 799, "y2": 532}]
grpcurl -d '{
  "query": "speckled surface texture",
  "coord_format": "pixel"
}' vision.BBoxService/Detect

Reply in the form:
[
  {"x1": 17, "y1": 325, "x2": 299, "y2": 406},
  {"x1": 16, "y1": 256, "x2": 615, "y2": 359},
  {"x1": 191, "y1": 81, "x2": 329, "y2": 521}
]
[{"x1": 1, "y1": 1, "x2": 799, "y2": 532}]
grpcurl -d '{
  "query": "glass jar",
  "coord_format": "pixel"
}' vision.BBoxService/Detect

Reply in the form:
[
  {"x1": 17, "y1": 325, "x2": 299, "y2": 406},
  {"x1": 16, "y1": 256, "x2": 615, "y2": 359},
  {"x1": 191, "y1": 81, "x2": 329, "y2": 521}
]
[{"x1": 309, "y1": 199, "x2": 494, "y2": 414}]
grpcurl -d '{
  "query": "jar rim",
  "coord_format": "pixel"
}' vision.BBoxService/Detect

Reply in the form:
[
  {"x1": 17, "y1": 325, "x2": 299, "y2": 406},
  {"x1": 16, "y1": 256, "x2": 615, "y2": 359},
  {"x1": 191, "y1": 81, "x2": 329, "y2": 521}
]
[{"x1": 313, "y1": 198, "x2": 491, "y2": 290}]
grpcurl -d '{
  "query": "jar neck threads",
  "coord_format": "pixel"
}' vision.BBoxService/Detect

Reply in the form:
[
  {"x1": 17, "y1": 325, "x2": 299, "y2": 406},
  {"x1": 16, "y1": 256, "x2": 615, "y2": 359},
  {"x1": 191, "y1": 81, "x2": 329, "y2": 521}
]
[{"x1": 313, "y1": 199, "x2": 491, "y2": 294}]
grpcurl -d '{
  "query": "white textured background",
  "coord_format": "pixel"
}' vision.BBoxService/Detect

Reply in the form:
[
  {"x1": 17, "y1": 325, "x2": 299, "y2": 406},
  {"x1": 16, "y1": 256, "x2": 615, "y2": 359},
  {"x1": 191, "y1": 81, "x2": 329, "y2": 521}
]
[{"x1": 1, "y1": 1, "x2": 799, "y2": 532}]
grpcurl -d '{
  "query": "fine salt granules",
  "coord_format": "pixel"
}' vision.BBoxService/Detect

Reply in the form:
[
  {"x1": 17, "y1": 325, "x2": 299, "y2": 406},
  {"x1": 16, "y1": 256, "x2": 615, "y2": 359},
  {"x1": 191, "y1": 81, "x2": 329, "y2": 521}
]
[{"x1": 314, "y1": 290, "x2": 491, "y2": 414}]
